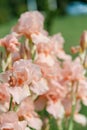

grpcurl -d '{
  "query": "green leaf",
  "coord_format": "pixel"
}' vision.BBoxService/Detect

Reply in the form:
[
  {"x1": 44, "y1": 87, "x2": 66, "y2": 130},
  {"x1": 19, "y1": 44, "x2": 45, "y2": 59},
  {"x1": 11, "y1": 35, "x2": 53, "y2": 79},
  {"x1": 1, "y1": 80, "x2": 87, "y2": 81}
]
[
  {"x1": 38, "y1": 109, "x2": 49, "y2": 120},
  {"x1": 49, "y1": 116, "x2": 59, "y2": 130}
]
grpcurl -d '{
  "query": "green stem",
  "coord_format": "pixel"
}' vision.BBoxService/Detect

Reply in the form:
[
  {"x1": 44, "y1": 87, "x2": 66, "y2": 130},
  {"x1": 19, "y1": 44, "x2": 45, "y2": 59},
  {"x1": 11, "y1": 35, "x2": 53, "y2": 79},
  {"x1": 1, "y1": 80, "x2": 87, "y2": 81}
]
[
  {"x1": 29, "y1": 39, "x2": 36, "y2": 61},
  {"x1": 8, "y1": 95, "x2": 13, "y2": 111},
  {"x1": 58, "y1": 122, "x2": 63, "y2": 130},
  {"x1": 68, "y1": 98, "x2": 76, "y2": 130},
  {"x1": 83, "y1": 49, "x2": 87, "y2": 67},
  {"x1": 68, "y1": 82, "x2": 78, "y2": 130},
  {"x1": 62, "y1": 115, "x2": 68, "y2": 130},
  {"x1": 27, "y1": 125, "x2": 36, "y2": 130},
  {"x1": 13, "y1": 104, "x2": 18, "y2": 112}
]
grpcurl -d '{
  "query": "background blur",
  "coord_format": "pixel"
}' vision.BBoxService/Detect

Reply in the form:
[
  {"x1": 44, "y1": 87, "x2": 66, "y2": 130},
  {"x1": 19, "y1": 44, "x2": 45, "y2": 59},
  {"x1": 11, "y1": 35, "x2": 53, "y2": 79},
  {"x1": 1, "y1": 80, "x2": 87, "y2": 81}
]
[
  {"x1": 0, "y1": 0, "x2": 87, "y2": 54},
  {"x1": 0, "y1": 0, "x2": 87, "y2": 130}
]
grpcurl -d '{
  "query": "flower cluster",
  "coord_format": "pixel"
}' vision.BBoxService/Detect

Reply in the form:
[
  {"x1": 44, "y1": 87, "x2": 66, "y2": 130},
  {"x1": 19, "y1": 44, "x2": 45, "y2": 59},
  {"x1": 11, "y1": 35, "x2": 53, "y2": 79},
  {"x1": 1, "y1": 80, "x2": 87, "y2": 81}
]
[{"x1": 0, "y1": 11, "x2": 87, "y2": 130}]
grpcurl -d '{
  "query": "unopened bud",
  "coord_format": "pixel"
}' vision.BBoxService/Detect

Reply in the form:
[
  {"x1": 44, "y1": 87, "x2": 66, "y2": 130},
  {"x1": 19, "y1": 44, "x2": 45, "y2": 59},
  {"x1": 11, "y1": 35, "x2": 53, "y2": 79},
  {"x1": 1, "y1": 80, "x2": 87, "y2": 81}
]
[
  {"x1": 80, "y1": 31, "x2": 87, "y2": 51},
  {"x1": 71, "y1": 46, "x2": 80, "y2": 54}
]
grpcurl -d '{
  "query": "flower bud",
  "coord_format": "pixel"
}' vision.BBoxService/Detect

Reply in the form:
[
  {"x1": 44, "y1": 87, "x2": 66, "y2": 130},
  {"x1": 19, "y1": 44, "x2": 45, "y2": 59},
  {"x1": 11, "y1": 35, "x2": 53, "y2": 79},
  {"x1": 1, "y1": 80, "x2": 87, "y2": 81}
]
[
  {"x1": 71, "y1": 46, "x2": 80, "y2": 54},
  {"x1": 80, "y1": 31, "x2": 87, "y2": 51}
]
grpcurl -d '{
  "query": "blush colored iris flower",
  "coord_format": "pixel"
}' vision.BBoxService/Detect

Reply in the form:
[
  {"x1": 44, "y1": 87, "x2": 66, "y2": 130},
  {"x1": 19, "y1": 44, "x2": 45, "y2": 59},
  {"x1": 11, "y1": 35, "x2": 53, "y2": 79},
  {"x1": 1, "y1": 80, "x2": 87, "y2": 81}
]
[
  {"x1": 0, "y1": 111, "x2": 27, "y2": 130},
  {"x1": 0, "y1": 10, "x2": 87, "y2": 130},
  {"x1": 12, "y1": 11, "x2": 44, "y2": 38},
  {"x1": 0, "y1": 33, "x2": 20, "y2": 52}
]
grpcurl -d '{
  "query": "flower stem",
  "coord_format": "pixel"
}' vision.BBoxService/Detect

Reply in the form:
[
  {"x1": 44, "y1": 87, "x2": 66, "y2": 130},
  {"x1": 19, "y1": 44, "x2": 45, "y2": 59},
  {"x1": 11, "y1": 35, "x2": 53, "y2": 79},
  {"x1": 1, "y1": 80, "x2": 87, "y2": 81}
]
[
  {"x1": 58, "y1": 122, "x2": 63, "y2": 130},
  {"x1": 81, "y1": 48, "x2": 87, "y2": 69},
  {"x1": 68, "y1": 82, "x2": 78, "y2": 130},
  {"x1": 68, "y1": 99, "x2": 76, "y2": 130},
  {"x1": 8, "y1": 95, "x2": 13, "y2": 111}
]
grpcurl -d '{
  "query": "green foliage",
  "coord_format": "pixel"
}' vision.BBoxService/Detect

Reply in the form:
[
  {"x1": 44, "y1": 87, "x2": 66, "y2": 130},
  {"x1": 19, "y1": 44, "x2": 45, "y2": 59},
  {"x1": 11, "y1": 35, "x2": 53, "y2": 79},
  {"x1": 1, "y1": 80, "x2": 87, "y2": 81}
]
[
  {"x1": 74, "y1": 121, "x2": 87, "y2": 130},
  {"x1": 49, "y1": 116, "x2": 59, "y2": 130},
  {"x1": 37, "y1": 0, "x2": 49, "y2": 11},
  {"x1": 0, "y1": 0, "x2": 27, "y2": 24},
  {"x1": 0, "y1": 0, "x2": 11, "y2": 24},
  {"x1": 38, "y1": 109, "x2": 49, "y2": 120},
  {"x1": 15, "y1": 4, "x2": 27, "y2": 16},
  {"x1": 57, "y1": 0, "x2": 69, "y2": 14},
  {"x1": 0, "y1": 18, "x2": 17, "y2": 37},
  {"x1": 10, "y1": 0, "x2": 27, "y2": 17},
  {"x1": 38, "y1": 109, "x2": 59, "y2": 130}
]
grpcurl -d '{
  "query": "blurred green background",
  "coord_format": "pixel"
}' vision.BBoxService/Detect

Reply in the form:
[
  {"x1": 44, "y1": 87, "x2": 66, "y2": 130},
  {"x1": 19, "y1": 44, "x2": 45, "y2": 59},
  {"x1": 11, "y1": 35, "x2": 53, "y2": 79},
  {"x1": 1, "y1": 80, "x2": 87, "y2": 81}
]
[{"x1": 0, "y1": 0, "x2": 87, "y2": 129}]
